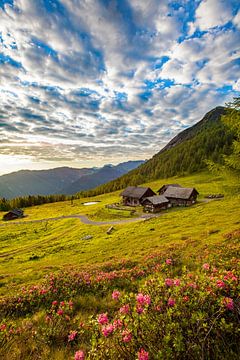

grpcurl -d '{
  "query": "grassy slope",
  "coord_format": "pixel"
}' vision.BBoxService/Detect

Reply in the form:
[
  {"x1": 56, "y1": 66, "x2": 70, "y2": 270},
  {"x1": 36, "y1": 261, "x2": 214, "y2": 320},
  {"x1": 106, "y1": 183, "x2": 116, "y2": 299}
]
[{"x1": 0, "y1": 171, "x2": 239, "y2": 296}]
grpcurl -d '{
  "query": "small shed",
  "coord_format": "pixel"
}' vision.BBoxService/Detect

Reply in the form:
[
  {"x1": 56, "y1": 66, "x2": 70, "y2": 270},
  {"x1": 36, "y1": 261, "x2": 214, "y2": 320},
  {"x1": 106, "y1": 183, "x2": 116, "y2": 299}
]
[
  {"x1": 142, "y1": 195, "x2": 170, "y2": 213},
  {"x1": 163, "y1": 186, "x2": 199, "y2": 206},
  {"x1": 158, "y1": 184, "x2": 181, "y2": 195},
  {"x1": 120, "y1": 186, "x2": 156, "y2": 206},
  {"x1": 3, "y1": 208, "x2": 24, "y2": 221}
]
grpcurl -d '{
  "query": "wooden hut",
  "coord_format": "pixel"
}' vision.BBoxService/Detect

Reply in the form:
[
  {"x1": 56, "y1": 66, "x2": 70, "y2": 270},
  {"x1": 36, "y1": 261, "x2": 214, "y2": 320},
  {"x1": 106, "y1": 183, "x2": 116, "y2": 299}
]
[
  {"x1": 157, "y1": 184, "x2": 181, "y2": 195},
  {"x1": 3, "y1": 208, "x2": 24, "y2": 221},
  {"x1": 142, "y1": 195, "x2": 170, "y2": 213},
  {"x1": 163, "y1": 186, "x2": 199, "y2": 206},
  {"x1": 120, "y1": 186, "x2": 156, "y2": 206}
]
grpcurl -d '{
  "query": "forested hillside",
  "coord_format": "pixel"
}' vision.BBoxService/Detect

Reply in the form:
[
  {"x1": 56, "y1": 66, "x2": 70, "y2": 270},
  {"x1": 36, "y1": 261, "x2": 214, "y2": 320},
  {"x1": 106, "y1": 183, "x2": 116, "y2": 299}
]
[{"x1": 81, "y1": 107, "x2": 235, "y2": 197}]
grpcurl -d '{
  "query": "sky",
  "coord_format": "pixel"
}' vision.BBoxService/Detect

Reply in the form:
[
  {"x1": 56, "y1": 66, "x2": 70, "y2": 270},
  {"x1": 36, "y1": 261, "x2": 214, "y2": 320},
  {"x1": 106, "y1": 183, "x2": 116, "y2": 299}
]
[{"x1": 0, "y1": 0, "x2": 239, "y2": 175}]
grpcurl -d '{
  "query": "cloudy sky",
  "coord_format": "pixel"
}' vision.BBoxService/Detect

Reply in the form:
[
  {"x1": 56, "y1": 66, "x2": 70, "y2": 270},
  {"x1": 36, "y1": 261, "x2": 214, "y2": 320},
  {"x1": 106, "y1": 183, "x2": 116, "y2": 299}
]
[{"x1": 0, "y1": 0, "x2": 239, "y2": 175}]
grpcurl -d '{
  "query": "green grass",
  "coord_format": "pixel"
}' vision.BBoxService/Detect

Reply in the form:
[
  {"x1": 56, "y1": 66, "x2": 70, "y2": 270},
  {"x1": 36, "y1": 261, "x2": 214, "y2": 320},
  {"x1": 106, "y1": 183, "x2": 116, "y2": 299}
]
[{"x1": 0, "y1": 171, "x2": 239, "y2": 296}]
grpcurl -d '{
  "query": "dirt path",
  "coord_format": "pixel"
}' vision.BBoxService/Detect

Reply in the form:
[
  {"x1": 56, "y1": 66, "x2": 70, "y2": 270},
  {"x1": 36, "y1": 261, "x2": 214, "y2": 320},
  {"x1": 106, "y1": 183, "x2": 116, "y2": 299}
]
[{"x1": 0, "y1": 213, "x2": 158, "y2": 227}]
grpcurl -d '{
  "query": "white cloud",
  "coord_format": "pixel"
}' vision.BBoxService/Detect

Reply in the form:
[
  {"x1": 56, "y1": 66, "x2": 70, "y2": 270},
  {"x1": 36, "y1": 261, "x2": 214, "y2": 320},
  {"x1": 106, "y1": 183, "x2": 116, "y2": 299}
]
[{"x1": 195, "y1": 0, "x2": 233, "y2": 30}]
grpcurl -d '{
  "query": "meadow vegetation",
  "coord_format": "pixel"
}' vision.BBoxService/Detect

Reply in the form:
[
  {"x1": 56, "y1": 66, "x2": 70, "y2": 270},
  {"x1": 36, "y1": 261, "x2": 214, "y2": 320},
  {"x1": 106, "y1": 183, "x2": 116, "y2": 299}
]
[{"x1": 0, "y1": 171, "x2": 239, "y2": 359}]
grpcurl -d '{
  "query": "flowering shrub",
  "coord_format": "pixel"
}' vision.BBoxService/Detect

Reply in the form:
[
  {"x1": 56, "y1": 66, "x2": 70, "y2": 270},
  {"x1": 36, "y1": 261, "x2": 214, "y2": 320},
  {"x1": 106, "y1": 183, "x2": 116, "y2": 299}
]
[
  {"x1": 0, "y1": 251, "x2": 239, "y2": 360},
  {"x1": 88, "y1": 262, "x2": 239, "y2": 359}
]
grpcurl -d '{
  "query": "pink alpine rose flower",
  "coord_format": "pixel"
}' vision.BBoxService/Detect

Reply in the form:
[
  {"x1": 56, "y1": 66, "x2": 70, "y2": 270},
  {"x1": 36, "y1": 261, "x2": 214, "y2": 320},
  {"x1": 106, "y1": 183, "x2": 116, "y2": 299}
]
[
  {"x1": 138, "y1": 348, "x2": 149, "y2": 360},
  {"x1": 119, "y1": 304, "x2": 130, "y2": 314},
  {"x1": 98, "y1": 313, "x2": 108, "y2": 325},
  {"x1": 166, "y1": 258, "x2": 172, "y2": 265},
  {"x1": 202, "y1": 263, "x2": 210, "y2": 270},
  {"x1": 68, "y1": 330, "x2": 78, "y2": 342},
  {"x1": 122, "y1": 329, "x2": 132, "y2": 342},
  {"x1": 168, "y1": 298, "x2": 176, "y2": 307},
  {"x1": 74, "y1": 350, "x2": 85, "y2": 360},
  {"x1": 102, "y1": 324, "x2": 114, "y2": 337},
  {"x1": 174, "y1": 279, "x2": 181, "y2": 286},
  {"x1": 216, "y1": 280, "x2": 225, "y2": 288},
  {"x1": 223, "y1": 297, "x2": 234, "y2": 311},
  {"x1": 165, "y1": 278, "x2": 174, "y2": 287},
  {"x1": 112, "y1": 290, "x2": 121, "y2": 300}
]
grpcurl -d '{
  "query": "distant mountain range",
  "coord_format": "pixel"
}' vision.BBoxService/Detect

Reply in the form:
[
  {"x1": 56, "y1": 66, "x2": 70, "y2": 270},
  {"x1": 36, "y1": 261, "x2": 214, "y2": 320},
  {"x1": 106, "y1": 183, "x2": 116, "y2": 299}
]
[
  {"x1": 0, "y1": 160, "x2": 144, "y2": 199},
  {"x1": 82, "y1": 106, "x2": 235, "y2": 196}
]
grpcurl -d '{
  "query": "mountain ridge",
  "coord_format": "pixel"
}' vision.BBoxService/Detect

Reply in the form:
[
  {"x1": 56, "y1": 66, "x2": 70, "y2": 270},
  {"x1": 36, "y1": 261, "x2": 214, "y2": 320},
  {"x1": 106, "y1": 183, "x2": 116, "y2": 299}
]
[
  {"x1": 0, "y1": 161, "x2": 144, "y2": 199},
  {"x1": 80, "y1": 106, "x2": 234, "y2": 197}
]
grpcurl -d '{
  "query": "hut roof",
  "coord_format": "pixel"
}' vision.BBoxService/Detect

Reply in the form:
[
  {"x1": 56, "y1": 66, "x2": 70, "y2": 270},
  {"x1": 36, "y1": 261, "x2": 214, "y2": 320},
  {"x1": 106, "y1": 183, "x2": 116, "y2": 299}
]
[
  {"x1": 157, "y1": 184, "x2": 181, "y2": 193},
  {"x1": 163, "y1": 186, "x2": 199, "y2": 200},
  {"x1": 10, "y1": 208, "x2": 24, "y2": 216},
  {"x1": 142, "y1": 195, "x2": 169, "y2": 205},
  {"x1": 120, "y1": 186, "x2": 154, "y2": 199}
]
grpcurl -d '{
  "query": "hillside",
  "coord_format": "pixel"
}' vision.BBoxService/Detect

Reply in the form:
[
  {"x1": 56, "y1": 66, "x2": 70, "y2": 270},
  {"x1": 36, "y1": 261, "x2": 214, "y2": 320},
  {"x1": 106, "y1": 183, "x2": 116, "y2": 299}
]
[
  {"x1": 0, "y1": 171, "x2": 239, "y2": 359},
  {"x1": 0, "y1": 160, "x2": 144, "y2": 199},
  {"x1": 81, "y1": 106, "x2": 234, "y2": 197}
]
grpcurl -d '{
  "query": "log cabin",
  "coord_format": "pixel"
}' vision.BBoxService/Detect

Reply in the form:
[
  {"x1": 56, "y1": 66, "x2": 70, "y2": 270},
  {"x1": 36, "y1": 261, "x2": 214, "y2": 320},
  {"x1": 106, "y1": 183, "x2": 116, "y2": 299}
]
[
  {"x1": 163, "y1": 186, "x2": 199, "y2": 206},
  {"x1": 3, "y1": 208, "x2": 24, "y2": 221},
  {"x1": 120, "y1": 186, "x2": 156, "y2": 206},
  {"x1": 142, "y1": 195, "x2": 170, "y2": 213}
]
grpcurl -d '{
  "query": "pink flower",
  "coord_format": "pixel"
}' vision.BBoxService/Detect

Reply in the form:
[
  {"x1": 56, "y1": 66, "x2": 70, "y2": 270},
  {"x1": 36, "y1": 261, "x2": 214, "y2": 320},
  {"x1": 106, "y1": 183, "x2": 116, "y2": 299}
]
[
  {"x1": 119, "y1": 304, "x2": 130, "y2": 314},
  {"x1": 102, "y1": 324, "x2": 114, "y2": 337},
  {"x1": 165, "y1": 278, "x2": 174, "y2": 287},
  {"x1": 57, "y1": 309, "x2": 64, "y2": 316},
  {"x1": 202, "y1": 263, "x2": 210, "y2": 270},
  {"x1": 168, "y1": 298, "x2": 176, "y2": 307},
  {"x1": 122, "y1": 329, "x2": 132, "y2": 342},
  {"x1": 222, "y1": 297, "x2": 234, "y2": 311},
  {"x1": 98, "y1": 313, "x2": 108, "y2": 325},
  {"x1": 138, "y1": 348, "x2": 149, "y2": 360},
  {"x1": 136, "y1": 293, "x2": 145, "y2": 304},
  {"x1": 183, "y1": 296, "x2": 189, "y2": 302},
  {"x1": 112, "y1": 290, "x2": 121, "y2": 300},
  {"x1": 216, "y1": 280, "x2": 225, "y2": 288},
  {"x1": 166, "y1": 258, "x2": 172, "y2": 265},
  {"x1": 0, "y1": 324, "x2": 6, "y2": 331},
  {"x1": 52, "y1": 300, "x2": 58, "y2": 306},
  {"x1": 74, "y1": 350, "x2": 85, "y2": 360},
  {"x1": 136, "y1": 293, "x2": 151, "y2": 306},
  {"x1": 60, "y1": 301, "x2": 65, "y2": 307},
  {"x1": 68, "y1": 330, "x2": 78, "y2": 342},
  {"x1": 136, "y1": 304, "x2": 144, "y2": 314},
  {"x1": 174, "y1": 279, "x2": 181, "y2": 286},
  {"x1": 113, "y1": 319, "x2": 123, "y2": 329}
]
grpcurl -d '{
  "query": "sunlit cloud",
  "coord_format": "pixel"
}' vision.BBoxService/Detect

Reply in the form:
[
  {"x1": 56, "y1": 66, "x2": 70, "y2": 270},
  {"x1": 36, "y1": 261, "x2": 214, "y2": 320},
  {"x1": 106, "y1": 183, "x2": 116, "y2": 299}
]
[{"x1": 0, "y1": 0, "x2": 239, "y2": 174}]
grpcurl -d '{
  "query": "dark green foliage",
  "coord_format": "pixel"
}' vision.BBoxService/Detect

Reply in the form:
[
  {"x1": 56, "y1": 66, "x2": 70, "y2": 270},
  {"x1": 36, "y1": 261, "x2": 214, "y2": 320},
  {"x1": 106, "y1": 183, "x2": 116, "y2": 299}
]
[
  {"x1": 81, "y1": 107, "x2": 235, "y2": 197},
  {"x1": 0, "y1": 193, "x2": 77, "y2": 212}
]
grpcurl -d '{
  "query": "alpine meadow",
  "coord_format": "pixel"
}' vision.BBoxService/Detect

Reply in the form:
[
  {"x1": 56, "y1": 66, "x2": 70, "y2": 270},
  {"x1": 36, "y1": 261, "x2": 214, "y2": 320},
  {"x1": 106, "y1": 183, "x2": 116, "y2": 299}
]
[{"x1": 0, "y1": 1, "x2": 240, "y2": 360}]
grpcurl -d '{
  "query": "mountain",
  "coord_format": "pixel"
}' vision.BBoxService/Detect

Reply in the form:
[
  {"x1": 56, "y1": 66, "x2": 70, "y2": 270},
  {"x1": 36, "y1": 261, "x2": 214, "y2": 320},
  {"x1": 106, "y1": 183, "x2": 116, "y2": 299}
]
[
  {"x1": 0, "y1": 167, "x2": 94, "y2": 199},
  {"x1": 62, "y1": 161, "x2": 145, "y2": 194},
  {"x1": 0, "y1": 161, "x2": 144, "y2": 199},
  {"x1": 81, "y1": 106, "x2": 235, "y2": 197}
]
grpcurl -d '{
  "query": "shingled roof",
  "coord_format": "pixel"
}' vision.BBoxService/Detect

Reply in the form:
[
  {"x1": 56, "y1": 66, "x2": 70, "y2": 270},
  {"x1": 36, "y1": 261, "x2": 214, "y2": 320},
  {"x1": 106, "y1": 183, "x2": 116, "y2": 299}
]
[
  {"x1": 142, "y1": 195, "x2": 169, "y2": 205},
  {"x1": 163, "y1": 186, "x2": 199, "y2": 200},
  {"x1": 120, "y1": 186, "x2": 155, "y2": 199},
  {"x1": 157, "y1": 184, "x2": 181, "y2": 193}
]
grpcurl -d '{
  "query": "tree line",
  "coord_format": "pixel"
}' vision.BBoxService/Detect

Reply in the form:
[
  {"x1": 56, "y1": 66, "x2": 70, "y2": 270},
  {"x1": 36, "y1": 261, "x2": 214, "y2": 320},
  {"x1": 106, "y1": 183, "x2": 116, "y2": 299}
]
[{"x1": 0, "y1": 194, "x2": 79, "y2": 212}]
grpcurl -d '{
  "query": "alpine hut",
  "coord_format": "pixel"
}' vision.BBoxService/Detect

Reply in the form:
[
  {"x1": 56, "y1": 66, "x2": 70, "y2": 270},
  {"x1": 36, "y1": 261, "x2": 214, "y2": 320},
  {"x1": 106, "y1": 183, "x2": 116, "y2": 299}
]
[
  {"x1": 163, "y1": 186, "x2": 199, "y2": 206},
  {"x1": 3, "y1": 208, "x2": 24, "y2": 221},
  {"x1": 142, "y1": 195, "x2": 170, "y2": 213},
  {"x1": 120, "y1": 186, "x2": 156, "y2": 206}
]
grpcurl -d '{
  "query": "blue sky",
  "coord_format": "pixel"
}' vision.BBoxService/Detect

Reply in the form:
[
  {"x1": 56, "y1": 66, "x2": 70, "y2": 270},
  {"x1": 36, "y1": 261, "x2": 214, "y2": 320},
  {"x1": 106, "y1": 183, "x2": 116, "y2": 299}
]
[{"x1": 0, "y1": 0, "x2": 239, "y2": 174}]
